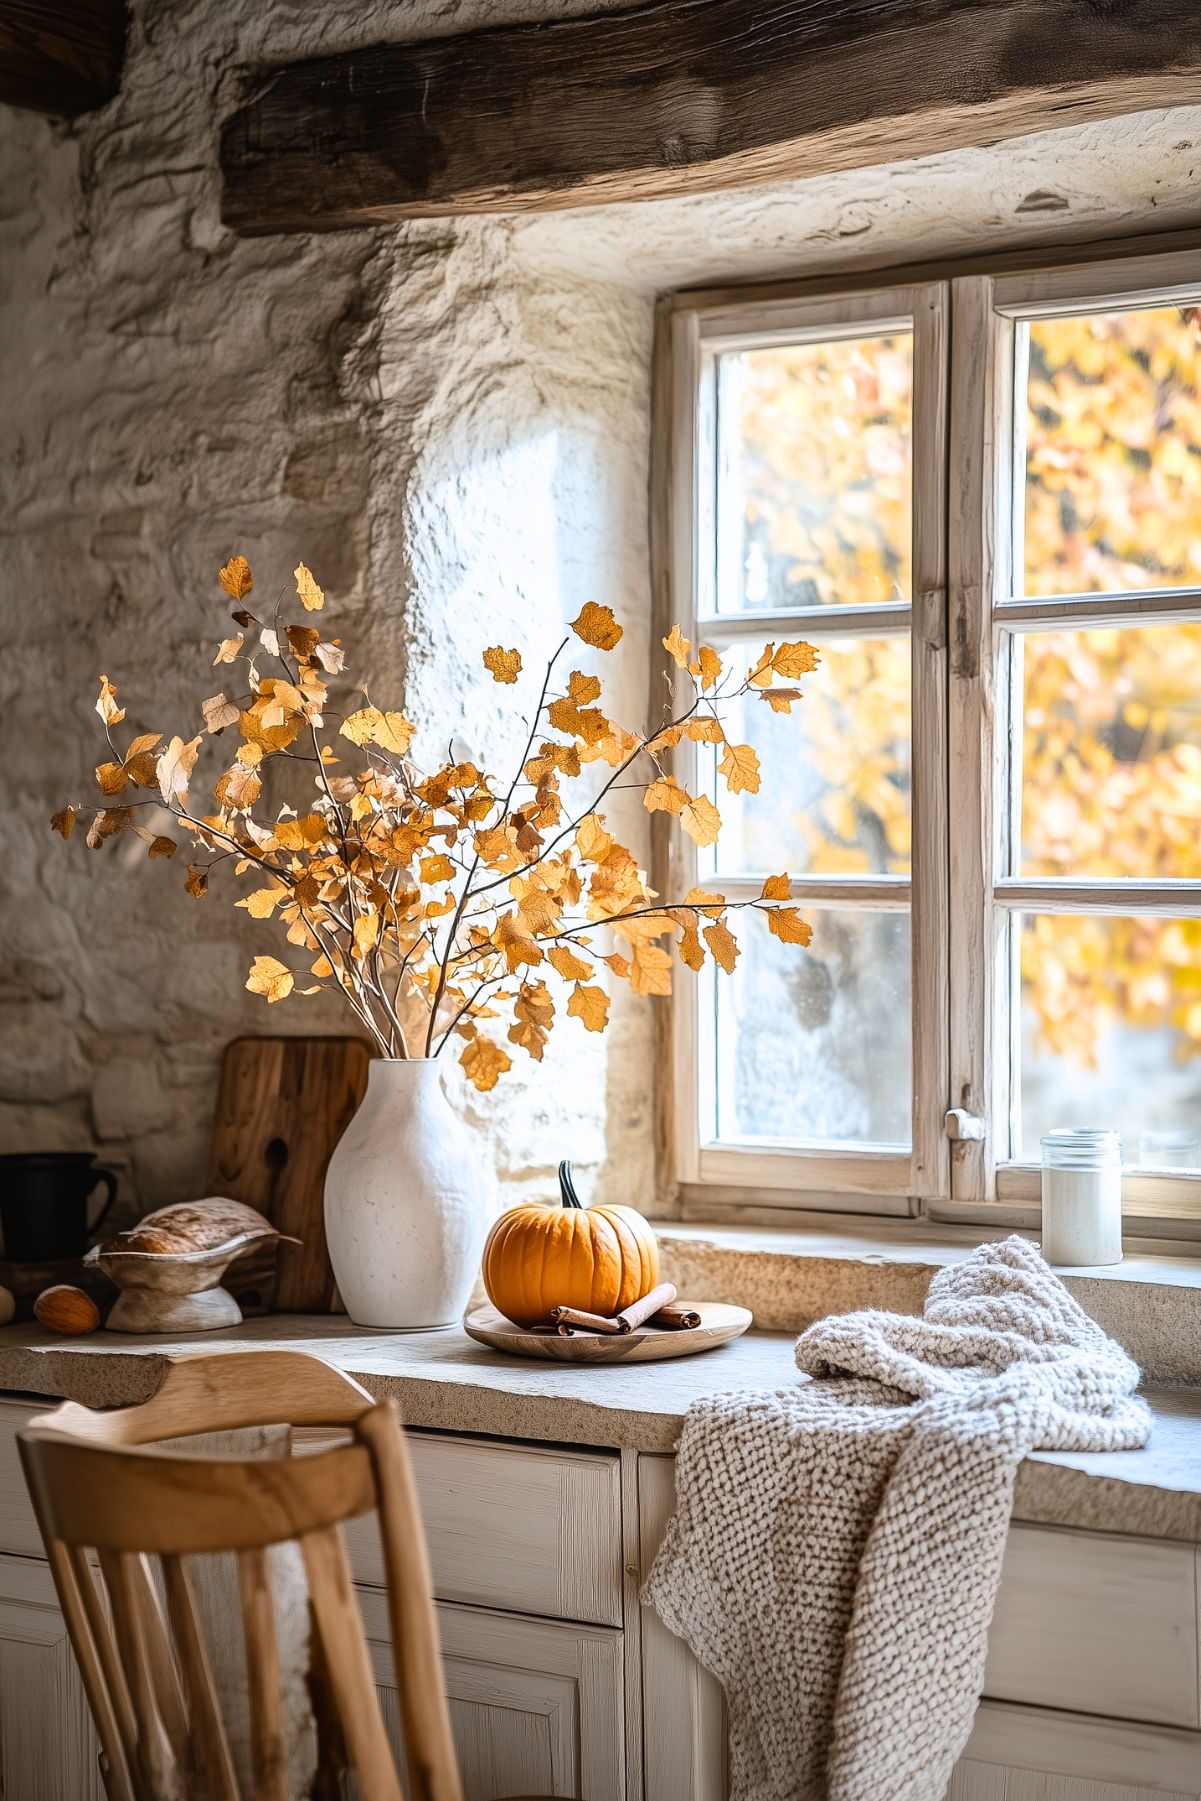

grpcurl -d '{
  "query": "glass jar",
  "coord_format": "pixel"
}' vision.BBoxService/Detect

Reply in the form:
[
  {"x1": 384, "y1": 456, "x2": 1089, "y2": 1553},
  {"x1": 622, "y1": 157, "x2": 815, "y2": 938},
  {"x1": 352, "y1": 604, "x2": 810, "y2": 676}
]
[{"x1": 1040, "y1": 1128, "x2": 1123, "y2": 1267}]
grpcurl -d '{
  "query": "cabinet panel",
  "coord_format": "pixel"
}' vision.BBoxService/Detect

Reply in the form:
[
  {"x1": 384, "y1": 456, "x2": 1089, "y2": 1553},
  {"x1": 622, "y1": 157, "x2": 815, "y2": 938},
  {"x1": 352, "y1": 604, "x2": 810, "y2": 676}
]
[
  {"x1": 637, "y1": 1456, "x2": 727, "y2": 1801},
  {"x1": 300, "y1": 1429, "x2": 624, "y2": 1627},
  {"x1": 356, "y1": 1585, "x2": 626, "y2": 1801},
  {"x1": 0, "y1": 1401, "x2": 43, "y2": 1559},
  {"x1": 0, "y1": 1553, "x2": 105, "y2": 1801},
  {"x1": 985, "y1": 1525, "x2": 1200, "y2": 1727},
  {"x1": 954, "y1": 1700, "x2": 1201, "y2": 1799}
]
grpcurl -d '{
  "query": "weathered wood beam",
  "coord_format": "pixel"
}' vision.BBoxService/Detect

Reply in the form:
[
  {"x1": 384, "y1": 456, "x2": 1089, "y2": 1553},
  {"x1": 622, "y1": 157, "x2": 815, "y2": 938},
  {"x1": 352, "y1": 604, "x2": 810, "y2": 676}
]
[
  {"x1": 0, "y1": 0, "x2": 124, "y2": 118},
  {"x1": 220, "y1": 0, "x2": 1201, "y2": 236}
]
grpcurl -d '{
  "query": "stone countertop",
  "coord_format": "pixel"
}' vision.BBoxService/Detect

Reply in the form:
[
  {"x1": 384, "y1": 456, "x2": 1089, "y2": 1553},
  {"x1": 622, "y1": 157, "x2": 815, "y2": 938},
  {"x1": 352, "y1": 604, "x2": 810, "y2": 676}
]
[{"x1": 1, "y1": 1315, "x2": 1200, "y2": 1541}]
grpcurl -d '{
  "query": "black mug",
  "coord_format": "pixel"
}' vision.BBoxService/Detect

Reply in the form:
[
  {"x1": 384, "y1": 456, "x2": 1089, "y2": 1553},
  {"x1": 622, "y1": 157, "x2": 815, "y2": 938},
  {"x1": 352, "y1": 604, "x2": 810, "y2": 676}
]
[{"x1": 0, "y1": 1152, "x2": 118, "y2": 1263}]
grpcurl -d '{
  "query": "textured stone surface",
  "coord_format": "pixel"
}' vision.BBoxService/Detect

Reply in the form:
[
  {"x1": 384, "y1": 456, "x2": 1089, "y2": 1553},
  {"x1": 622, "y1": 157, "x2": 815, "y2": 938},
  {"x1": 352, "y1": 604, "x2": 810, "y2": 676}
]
[
  {"x1": 2, "y1": 0, "x2": 1198, "y2": 1226},
  {"x1": 4, "y1": 1315, "x2": 1201, "y2": 1540}
]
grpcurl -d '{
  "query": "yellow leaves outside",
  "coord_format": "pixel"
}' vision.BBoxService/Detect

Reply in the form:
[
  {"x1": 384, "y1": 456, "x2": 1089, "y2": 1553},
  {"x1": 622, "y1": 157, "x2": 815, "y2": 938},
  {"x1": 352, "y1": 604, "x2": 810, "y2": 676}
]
[
  {"x1": 246, "y1": 955, "x2": 294, "y2": 1002},
  {"x1": 571, "y1": 603, "x2": 623, "y2": 650},
  {"x1": 218, "y1": 556, "x2": 253, "y2": 601},
  {"x1": 761, "y1": 873, "x2": 791, "y2": 900},
  {"x1": 483, "y1": 646, "x2": 522, "y2": 684},
  {"x1": 340, "y1": 707, "x2": 415, "y2": 756}
]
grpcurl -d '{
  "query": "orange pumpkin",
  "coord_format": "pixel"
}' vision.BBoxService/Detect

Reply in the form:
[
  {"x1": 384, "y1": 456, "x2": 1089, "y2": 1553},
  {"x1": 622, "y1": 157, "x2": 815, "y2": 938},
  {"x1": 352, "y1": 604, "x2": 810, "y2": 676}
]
[{"x1": 482, "y1": 1162, "x2": 659, "y2": 1328}]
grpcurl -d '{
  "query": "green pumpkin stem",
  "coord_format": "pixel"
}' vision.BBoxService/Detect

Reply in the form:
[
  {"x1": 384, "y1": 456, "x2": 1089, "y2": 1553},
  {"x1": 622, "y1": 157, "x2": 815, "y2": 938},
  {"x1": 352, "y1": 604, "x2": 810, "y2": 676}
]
[{"x1": 558, "y1": 1160, "x2": 583, "y2": 1210}]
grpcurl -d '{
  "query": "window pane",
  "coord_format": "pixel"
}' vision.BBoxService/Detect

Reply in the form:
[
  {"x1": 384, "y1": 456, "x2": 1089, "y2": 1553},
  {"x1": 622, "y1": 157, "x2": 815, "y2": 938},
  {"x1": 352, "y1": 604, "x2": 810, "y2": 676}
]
[
  {"x1": 1019, "y1": 622, "x2": 1201, "y2": 879},
  {"x1": 710, "y1": 636, "x2": 911, "y2": 876},
  {"x1": 1023, "y1": 304, "x2": 1201, "y2": 598},
  {"x1": 714, "y1": 907, "x2": 911, "y2": 1147},
  {"x1": 715, "y1": 332, "x2": 912, "y2": 613},
  {"x1": 1017, "y1": 912, "x2": 1201, "y2": 1166}
]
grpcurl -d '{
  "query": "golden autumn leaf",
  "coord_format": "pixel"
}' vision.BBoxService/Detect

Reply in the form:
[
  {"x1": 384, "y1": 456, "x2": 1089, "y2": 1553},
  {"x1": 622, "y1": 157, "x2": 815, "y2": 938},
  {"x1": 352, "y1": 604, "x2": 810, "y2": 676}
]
[
  {"x1": 747, "y1": 644, "x2": 776, "y2": 690},
  {"x1": 340, "y1": 707, "x2": 415, "y2": 756},
  {"x1": 767, "y1": 907, "x2": 813, "y2": 945},
  {"x1": 294, "y1": 563, "x2": 325, "y2": 612},
  {"x1": 147, "y1": 836, "x2": 177, "y2": 859},
  {"x1": 548, "y1": 944, "x2": 592, "y2": 982},
  {"x1": 683, "y1": 885, "x2": 726, "y2": 917},
  {"x1": 215, "y1": 763, "x2": 261, "y2": 813},
  {"x1": 683, "y1": 716, "x2": 725, "y2": 744},
  {"x1": 95, "y1": 760, "x2": 127, "y2": 796},
  {"x1": 213, "y1": 633, "x2": 243, "y2": 666},
  {"x1": 483, "y1": 646, "x2": 522, "y2": 684},
  {"x1": 663, "y1": 624, "x2": 692, "y2": 670},
  {"x1": 571, "y1": 602, "x2": 623, "y2": 651},
  {"x1": 494, "y1": 911, "x2": 543, "y2": 974},
  {"x1": 692, "y1": 645, "x2": 722, "y2": 691},
  {"x1": 86, "y1": 808, "x2": 130, "y2": 849},
  {"x1": 420, "y1": 852, "x2": 455, "y2": 884},
  {"x1": 565, "y1": 669, "x2": 601, "y2": 705},
  {"x1": 681, "y1": 794, "x2": 722, "y2": 847},
  {"x1": 575, "y1": 814, "x2": 613, "y2": 864},
  {"x1": 644, "y1": 775, "x2": 689, "y2": 816},
  {"x1": 185, "y1": 864, "x2": 209, "y2": 899},
  {"x1": 50, "y1": 806, "x2": 75, "y2": 840},
  {"x1": 286, "y1": 625, "x2": 320, "y2": 660},
  {"x1": 719, "y1": 742, "x2": 761, "y2": 795},
  {"x1": 762, "y1": 688, "x2": 803, "y2": 714},
  {"x1": 761, "y1": 873, "x2": 791, "y2": 900},
  {"x1": 238, "y1": 886, "x2": 285, "y2": 919},
  {"x1": 567, "y1": 983, "x2": 609, "y2": 1032},
  {"x1": 273, "y1": 815, "x2": 326, "y2": 851},
  {"x1": 246, "y1": 955, "x2": 294, "y2": 1002},
  {"x1": 670, "y1": 910, "x2": 705, "y2": 971},
  {"x1": 508, "y1": 979, "x2": 554, "y2": 1060},
  {"x1": 157, "y1": 735, "x2": 201, "y2": 807},
  {"x1": 316, "y1": 640, "x2": 345, "y2": 673},
  {"x1": 352, "y1": 912, "x2": 380, "y2": 961},
  {"x1": 218, "y1": 555, "x2": 254, "y2": 601},
  {"x1": 96, "y1": 674, "x2": 125, "y2": 726},
  {"x1": 703, "y1": 918, "x2": 740, "y2": 972},
  {"x1": 460, "y1": 1033, "x2": 512, "y2": 1092},
  {"x1": 630, "y1": 942, "x2": 672, "y2": 997},
  {"x1": 772, "y1": 641, "x2": 821, "y2": 680}
]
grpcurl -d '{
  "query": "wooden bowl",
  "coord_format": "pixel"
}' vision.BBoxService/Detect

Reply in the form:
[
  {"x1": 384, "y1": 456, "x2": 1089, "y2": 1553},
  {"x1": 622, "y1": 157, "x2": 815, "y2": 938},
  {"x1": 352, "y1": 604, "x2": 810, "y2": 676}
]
[{"x1": 84, "y1": 1233, "x2": 269, "y2": 1333}]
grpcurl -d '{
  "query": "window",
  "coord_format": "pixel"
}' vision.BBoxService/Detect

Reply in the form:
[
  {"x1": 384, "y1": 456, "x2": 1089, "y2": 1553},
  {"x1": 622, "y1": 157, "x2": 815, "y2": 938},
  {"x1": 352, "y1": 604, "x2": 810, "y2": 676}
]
[{"x1": 662, "y1": 249, "x2": 1201, "y2": 1229}]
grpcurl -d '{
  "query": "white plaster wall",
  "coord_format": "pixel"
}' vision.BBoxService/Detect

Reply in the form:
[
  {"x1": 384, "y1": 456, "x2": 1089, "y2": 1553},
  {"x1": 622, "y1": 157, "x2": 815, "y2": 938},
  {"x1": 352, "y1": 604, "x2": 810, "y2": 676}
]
[{"x1": 1, "y1": 0, "x2": 1197, "y2": 1222}]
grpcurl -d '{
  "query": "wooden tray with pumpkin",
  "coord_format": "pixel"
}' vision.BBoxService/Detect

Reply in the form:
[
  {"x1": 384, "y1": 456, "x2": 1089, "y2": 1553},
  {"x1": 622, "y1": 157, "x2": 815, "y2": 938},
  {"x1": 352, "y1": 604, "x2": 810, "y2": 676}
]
[{"x1": 465, "y1": 1165, "x2": 752, "y2": 1363}]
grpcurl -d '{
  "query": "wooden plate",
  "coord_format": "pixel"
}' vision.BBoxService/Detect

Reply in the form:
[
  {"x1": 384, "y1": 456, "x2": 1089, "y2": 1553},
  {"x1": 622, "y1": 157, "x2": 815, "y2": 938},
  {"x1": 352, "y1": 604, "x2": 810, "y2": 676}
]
[{"x1": 463, "y1": 1301, "x2": 753, "y2": 1363}]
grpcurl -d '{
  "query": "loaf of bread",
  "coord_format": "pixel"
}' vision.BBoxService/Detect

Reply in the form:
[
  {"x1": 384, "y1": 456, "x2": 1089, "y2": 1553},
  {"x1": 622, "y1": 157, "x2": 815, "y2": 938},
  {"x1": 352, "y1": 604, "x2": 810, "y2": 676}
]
[{"x1": 95, "y1": 1197, "x2": 277, "y2": 1258}]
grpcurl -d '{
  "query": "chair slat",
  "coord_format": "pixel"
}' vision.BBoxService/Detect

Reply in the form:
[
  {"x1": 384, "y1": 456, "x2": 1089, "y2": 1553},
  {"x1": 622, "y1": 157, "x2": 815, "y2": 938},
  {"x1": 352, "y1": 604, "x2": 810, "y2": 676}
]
[
  {"x1": 99, "y1": 1549, "x2": 186, "y2": 1800},
  {"x1": 49, "y1": 1543, "x2": 139, "y2": 1801},
  {"x1": 238, "y1": 1546, "x2": 288, "y2": 1801},
  {"x1": 161, "y1": 1555, "x2": 240, "y2": 1801},
  {"x1": 302, "y1": 1526, "x2": 405, "y2": 1801}
]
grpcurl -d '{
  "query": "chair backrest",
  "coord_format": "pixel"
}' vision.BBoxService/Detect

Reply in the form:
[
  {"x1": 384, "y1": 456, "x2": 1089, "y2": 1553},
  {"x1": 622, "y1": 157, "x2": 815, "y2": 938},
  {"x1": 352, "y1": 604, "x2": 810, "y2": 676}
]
[{"x1": 18, "y1": 1351, "x2": 464, "y2": 1801}]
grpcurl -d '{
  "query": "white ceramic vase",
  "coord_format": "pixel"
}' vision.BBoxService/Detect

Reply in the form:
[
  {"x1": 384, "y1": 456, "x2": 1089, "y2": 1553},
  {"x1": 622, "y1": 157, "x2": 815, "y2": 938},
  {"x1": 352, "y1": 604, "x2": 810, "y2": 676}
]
[{"x1": 324, "y1": 1058, "x2": 493, "y2": 1329}]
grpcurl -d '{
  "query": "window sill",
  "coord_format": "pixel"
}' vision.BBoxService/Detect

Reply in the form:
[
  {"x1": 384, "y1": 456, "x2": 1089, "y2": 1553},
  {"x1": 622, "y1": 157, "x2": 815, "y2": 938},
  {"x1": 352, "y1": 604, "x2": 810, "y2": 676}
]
[{"x1": 652, "y1": 1219, "x2": 1201, "y2": 1387}]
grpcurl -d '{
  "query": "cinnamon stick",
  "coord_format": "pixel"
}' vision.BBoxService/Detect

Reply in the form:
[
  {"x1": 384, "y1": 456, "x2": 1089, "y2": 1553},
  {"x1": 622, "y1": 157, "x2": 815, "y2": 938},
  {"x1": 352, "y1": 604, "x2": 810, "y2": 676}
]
[
  {"x1": 552, "y1": 1303, "x2": 622, "y2": 1335},
  {"x1": 649, "y1": 1302, "x2": 701, "y2": 1330},
  {"x1": 552, "y1": 1281, "x2": 680, "y2": 1336},
  {"x1": 614, "y1": 1282, "x2": 678, "y2": 1334}
]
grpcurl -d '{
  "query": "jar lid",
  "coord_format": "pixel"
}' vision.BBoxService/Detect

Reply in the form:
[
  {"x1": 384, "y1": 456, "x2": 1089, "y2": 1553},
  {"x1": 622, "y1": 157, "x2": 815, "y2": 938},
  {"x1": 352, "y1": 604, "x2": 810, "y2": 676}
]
[{"x1": 1041, "y1": 1127, "x2": 1122, "y2": 1168}]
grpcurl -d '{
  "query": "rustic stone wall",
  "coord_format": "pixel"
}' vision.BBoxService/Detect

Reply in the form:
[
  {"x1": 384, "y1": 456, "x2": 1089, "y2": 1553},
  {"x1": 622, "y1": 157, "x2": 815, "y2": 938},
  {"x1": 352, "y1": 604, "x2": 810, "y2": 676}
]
[{"x1": 1, "y1": 0, "x2": 1197, "y2": 1226}]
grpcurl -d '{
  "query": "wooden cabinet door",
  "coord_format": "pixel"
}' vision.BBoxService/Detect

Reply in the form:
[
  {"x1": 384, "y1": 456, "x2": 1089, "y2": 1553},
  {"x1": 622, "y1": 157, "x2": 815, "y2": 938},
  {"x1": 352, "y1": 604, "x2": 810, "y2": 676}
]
[
  {"x1": 637, "y1": 1456, "x2": 727, "y2": 1801},
  {"x1": 948, "y1": 1700, "x2": 1201, "y2": 1801},
  {"x1": 0, "y1": 1553, "x2": 104, "y2": 1801},
  {"x1": 356, "y1": 1586, "x2": 627, "y2": 1800}
]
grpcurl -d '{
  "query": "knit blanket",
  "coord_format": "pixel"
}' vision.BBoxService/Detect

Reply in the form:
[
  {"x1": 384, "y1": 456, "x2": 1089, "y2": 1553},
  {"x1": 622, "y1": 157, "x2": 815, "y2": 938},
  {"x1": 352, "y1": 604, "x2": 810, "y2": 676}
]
[{"x1": 643, "y1": 1236, "x2": 1150, "y2": 1801}]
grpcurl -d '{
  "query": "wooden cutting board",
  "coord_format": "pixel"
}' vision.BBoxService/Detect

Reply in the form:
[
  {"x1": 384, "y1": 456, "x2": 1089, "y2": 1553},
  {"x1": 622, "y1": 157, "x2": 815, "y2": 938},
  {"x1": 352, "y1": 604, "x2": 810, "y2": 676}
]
[{"x1": 207, "y1": 1035, "x2": 373, "y2": 1313}]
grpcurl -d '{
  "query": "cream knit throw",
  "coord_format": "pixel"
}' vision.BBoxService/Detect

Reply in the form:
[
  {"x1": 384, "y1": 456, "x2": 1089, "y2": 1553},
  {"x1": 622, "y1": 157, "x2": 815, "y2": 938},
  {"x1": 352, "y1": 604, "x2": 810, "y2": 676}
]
[{"x1": 644, "y1": 1236, "x2": 1150, "y2": 1801}]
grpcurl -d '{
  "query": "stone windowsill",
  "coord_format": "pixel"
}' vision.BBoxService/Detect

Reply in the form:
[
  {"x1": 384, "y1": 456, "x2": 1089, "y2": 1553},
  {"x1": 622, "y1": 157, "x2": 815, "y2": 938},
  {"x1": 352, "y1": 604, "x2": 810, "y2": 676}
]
[{"x1": 653, "y1": 1219, "x2": 1201, "y2": 1387}]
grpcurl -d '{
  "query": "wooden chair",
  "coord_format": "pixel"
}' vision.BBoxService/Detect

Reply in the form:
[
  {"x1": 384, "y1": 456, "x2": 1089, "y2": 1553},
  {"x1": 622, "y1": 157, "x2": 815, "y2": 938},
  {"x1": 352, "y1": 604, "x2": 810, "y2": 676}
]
[{"x1": 17, "y1": 1351, "x2": 561, "y2": 1801}]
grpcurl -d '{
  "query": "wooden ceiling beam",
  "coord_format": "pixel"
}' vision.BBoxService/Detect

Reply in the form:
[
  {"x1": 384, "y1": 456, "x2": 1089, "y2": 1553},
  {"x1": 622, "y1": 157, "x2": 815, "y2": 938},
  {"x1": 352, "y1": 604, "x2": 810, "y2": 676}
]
[
  {"x1": 0, "y1": 0, "x2": 125, "y2": 118},
  {"x1": 220, "y1": 0, "x2": 1200, "y2": 237}
]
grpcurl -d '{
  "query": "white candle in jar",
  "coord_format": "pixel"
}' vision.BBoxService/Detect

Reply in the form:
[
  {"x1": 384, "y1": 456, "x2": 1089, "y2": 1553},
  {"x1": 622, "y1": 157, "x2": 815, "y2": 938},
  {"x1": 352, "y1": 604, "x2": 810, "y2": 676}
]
[{"x1": 1040, "y1": 1128, "x2": 1123, "y2": 1267}]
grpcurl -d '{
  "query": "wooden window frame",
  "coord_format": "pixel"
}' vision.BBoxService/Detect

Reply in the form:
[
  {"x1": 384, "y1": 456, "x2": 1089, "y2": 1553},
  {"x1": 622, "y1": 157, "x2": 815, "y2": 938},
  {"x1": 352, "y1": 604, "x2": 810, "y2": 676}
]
[{"x1": 658, "y1": 242, "x2": 1201, "y2": 1233}]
